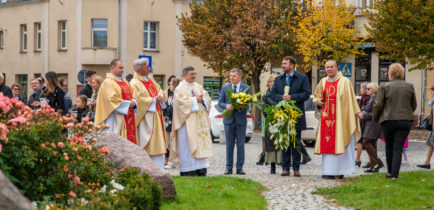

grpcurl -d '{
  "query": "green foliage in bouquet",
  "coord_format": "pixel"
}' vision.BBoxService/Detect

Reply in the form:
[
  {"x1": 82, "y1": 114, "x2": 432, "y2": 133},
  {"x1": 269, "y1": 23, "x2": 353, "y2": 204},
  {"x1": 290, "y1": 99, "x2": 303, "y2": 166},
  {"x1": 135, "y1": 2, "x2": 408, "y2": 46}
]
[
  {"x1": 222, "y1": 87, "x2": 264, "y2": 119},
  {"x1": 264, "y1": 100, "x2": 303, "y2": 150}
]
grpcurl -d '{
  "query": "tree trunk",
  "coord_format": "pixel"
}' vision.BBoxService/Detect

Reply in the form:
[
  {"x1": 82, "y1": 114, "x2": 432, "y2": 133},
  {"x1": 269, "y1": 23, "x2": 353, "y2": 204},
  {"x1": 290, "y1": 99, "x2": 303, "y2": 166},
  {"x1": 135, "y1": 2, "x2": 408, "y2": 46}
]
[{"x1": 252, "y1": 69, "x2": 262, "y2": 130}]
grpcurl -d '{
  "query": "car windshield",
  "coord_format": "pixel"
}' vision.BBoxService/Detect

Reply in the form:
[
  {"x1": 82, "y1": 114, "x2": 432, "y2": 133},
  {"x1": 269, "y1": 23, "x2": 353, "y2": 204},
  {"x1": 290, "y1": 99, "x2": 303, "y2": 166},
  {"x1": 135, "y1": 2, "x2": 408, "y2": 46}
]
[{"x1": 304, "y1": 98, "x2": 315, "y2": 111}]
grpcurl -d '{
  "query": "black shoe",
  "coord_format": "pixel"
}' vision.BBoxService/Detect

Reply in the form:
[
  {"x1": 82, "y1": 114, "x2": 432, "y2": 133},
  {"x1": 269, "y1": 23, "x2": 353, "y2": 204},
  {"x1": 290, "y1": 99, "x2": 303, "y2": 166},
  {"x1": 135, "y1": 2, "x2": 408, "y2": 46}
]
[
  {"x1": 256, "y1": 153, "x2": 265, "y2": 165},
  {"x1": 196, "y1": 168, "x2": 207, "y2": 176},
  {"x1": 180, "y1": 171, "x2": 197, "y2": 176},
  {"x1": 355, "y1": 161, "x2": 361, "y2": 167},
  {"x1": 362, "y1": 162, "x2": 371, "y2": 168},
  {"x1": 416, "y1": 164, "x2": 431, "y2": 169},
  {"x1": 322, "y1": 175, "x2": 335, "y2": 179},
  {"x1": 270, "y1": 163, "x2": 276, "y2": 174},
  {"x1": 236, "y1": 169, "x2": 246, "y2": 175},
  {"x1": 301, "y1": 156, "x2": 312, "y2": 165},
  {"x1": 364, "y1": 168, "x2": 373, "y2": 173},
  {"x1": 224, "y1": 169, "x2": 233, "y2": 175},
  {"x1": 372, "y1": 162, "x2": 384, "y2": 173},
  {"x1": 337, "y1": 175, "x2": 344, "y2": 179}
]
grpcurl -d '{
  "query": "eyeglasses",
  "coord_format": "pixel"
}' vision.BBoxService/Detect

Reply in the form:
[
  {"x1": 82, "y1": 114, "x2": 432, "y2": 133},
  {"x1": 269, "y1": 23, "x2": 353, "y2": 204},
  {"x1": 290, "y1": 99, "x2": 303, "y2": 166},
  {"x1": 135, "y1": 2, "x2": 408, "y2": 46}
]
[
  {"x1": 13, "y1": 88, "x2": 20, "y2": 91},
  {"x1": 366, "y1": 88, "x2": 371, "y2": 90}
]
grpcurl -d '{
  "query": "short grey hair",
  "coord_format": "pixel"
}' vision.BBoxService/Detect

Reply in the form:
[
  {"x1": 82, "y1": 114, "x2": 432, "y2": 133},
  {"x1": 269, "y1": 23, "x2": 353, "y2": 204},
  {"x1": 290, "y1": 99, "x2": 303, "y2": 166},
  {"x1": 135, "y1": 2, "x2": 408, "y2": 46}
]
[
  {"x1": 230, "y1": 68, "x2": 242, "y2": 76},
  {"x1": 133, "y1": 58, "x2": 149, "y2": 72},
  {"x1": 360, "y1": 82, "x2": 369, "y2": 90},
  {"x1": 183, "y1": 66, "x2": 195, "y2": 76}
]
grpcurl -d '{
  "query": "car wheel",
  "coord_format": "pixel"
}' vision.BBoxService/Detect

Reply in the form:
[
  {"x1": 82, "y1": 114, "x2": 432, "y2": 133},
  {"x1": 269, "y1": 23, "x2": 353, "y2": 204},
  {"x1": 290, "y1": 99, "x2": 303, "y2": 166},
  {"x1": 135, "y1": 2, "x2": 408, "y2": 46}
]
[
  {"x1": 210, "y1": 131, "x2": 219, "y2": 143},
  {"x1": 303, "y1": 140, "x2": 315, "y2": 147},
  {"x1": 245, "y1": 137, "x2": 251, "y2": 143}
]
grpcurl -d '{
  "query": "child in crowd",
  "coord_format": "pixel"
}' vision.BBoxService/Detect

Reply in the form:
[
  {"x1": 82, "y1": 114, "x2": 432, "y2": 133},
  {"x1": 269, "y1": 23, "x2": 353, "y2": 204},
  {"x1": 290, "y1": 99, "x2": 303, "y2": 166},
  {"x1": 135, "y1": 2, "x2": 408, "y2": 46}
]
[{"x1": 73, "y1": 95, "x2": 89, "y2": 123}]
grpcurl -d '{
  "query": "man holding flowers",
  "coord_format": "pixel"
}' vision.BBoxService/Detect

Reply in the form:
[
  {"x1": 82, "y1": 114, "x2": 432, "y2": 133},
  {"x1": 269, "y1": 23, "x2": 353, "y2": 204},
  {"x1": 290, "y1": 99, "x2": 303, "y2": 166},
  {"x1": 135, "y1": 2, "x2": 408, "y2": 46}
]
[
  {"x1": 219, "y1": 68, "x2": 251, "y2": 175},
  {"x1": 270, "y1": 56, "x2": 310, "y2": 177}
]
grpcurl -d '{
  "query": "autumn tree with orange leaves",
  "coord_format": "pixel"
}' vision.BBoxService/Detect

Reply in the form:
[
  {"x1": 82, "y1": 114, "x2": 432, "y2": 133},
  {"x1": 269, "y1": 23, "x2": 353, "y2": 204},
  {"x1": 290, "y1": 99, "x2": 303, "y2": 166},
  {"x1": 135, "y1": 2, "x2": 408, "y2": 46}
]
[
  {"x1": 178, "y1": 0, "x2": 299, "y2": 94},
  {"x1": 294, "y1": 0, "x2": 366, "y2": 72}
]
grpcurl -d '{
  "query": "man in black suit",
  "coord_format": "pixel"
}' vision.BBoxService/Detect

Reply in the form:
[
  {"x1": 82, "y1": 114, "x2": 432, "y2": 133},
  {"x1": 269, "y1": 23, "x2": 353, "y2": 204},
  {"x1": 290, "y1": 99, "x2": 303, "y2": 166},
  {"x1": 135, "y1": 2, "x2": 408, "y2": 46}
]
[{"x1": 271, "y1": 56, "x2": 310, "y2": 177}]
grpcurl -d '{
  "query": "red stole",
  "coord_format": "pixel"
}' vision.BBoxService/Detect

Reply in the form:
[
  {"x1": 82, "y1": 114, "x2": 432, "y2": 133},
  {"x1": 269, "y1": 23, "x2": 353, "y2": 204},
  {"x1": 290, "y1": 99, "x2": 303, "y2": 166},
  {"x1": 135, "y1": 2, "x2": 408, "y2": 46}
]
[
  {"x1": 114, "y1": 80, "x2": 137, "y2": 144},
  {"x1": 140, "y1": 79, "x2": 164, "y2": 124},
  {"x1": 319, "y1": 79, "x2": 339, "y2": 154}
]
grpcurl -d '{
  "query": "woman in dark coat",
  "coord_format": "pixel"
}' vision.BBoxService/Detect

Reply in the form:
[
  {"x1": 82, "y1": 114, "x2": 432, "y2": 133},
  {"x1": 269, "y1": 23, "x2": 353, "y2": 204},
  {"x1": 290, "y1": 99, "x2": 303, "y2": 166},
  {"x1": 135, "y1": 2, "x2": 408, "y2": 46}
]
[
  {"x1": 356, "y1": 82, "x2": 371, "y2": 167},
  {"x1": 40, "y1": 71, "x2": 65, "y2": 115},
  {"x1": 262, "y1": 76, "x2": 281, "y2": 174},
  {"x1": 359, "y1": 83, "x2": 383, "y2": 173}
]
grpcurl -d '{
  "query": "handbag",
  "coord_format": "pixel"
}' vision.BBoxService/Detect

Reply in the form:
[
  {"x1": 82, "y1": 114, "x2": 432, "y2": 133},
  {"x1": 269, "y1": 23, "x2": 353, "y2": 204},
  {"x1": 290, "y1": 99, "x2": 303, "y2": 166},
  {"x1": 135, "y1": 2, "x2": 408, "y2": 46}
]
[{"x1": 420, "y1": 114, "x2": 432, "y2": 131}]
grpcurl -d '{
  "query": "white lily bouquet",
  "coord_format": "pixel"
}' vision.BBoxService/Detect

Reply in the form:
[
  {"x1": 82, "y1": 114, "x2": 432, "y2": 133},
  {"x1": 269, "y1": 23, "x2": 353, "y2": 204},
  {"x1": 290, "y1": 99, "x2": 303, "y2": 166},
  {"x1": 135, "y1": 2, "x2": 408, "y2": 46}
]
[{"x1": 264, "y1": 86, "x2": 302, "y2": 150}]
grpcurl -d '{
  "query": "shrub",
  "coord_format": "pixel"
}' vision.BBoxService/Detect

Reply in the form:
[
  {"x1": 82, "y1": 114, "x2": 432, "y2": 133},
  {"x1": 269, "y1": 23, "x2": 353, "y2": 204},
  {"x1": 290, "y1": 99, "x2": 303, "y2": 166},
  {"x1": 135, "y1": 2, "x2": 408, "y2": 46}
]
[
  {"x1": 0, "y1": 96, "x2": 114, "y2": 205},
  {"x1": 115, "y1": 168, "x2": 163, "y2": 210}
]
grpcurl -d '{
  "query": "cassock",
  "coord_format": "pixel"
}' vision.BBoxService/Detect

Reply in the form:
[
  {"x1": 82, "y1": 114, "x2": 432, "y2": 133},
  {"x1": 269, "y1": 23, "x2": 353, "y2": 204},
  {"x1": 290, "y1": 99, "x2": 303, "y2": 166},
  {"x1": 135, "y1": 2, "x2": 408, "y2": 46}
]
[
  {"x1": 171, "y1": 80, "x2": 214, "y2": 173},
  {"x1": 130, "y1": 72, "x2": 168, "y2": 169},
  {"x1": 95, "y1": 73, "x2": 139, "y2": 144},
  {"x1": 314, "y1": 72, "x2": 361, "y2": 176}
]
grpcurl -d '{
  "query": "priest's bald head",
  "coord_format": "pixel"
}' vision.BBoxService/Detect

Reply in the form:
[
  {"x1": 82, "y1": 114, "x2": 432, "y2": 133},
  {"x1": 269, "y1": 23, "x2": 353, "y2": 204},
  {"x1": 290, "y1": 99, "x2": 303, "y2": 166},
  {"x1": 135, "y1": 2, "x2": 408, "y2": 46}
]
[{"x1": 183, "y1": 66, "x2": 196, "y2": 83}]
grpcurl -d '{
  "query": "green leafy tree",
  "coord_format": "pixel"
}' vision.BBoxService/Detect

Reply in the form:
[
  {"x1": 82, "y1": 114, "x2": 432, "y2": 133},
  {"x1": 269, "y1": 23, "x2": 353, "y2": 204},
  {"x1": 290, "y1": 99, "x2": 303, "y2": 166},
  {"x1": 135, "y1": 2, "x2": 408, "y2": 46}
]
[
  {"x1": 178, "y1": 0, "x2": 299, "y2": 93},
  {"x1": 366, "y1": 0, "x2": 434, "y2": 70},
  {"x1": 294, "y1": 0, "x2": 366, "y2": 71}
]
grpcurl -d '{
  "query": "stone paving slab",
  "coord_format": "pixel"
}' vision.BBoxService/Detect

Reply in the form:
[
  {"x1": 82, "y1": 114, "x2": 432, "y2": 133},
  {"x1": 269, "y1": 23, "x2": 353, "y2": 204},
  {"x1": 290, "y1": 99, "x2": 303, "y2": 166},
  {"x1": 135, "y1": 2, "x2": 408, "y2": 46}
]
[{"x1": 166, "y1": 134, "x2": 431, "y2": 209}]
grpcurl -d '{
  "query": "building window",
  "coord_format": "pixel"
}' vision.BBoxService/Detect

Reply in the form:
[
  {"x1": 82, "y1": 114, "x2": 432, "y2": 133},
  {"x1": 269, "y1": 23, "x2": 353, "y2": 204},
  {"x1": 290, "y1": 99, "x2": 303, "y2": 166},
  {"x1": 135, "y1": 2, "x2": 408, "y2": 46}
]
[
  {"x1": 92, "y1": 19, "x2": 108, "y2": 48},
  {"x1": 143, "y1": 22, "x2": 158, "y2": 51},
  {"x1": 358, "y1": 0, "x2": 373, "y2": 8},
  {"x1": 34, "y1": 22, "x2": 42, "y2": 51},
  {"x1": 20, "y1": 24, "x2": 27, "y2": 52},
  {"x1": 0, "y1": 30, "x2": 4, "y2": 49},
  {"x1": 203, "y1": 77, "x2": 223, "y2": 100},
  {"x1": 59, "y1": 21, "x2": 67, "y2": 50}
]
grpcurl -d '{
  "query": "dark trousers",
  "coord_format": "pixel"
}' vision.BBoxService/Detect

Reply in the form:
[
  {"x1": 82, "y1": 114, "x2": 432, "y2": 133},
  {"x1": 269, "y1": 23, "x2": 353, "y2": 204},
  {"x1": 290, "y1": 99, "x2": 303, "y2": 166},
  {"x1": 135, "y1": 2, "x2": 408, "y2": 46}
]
[
  {"x1": 381, "y1": 120, "x2": 412, "y2": 178},
  {"x1": 282, "y1": 131, "x2": 301, "y2": 171},
  {"x1": 362, "y1": 138, "x2": 382, "y2": 168},
  {"x1": 224, "y1": 123, "x2": 246, "y2": 170}
]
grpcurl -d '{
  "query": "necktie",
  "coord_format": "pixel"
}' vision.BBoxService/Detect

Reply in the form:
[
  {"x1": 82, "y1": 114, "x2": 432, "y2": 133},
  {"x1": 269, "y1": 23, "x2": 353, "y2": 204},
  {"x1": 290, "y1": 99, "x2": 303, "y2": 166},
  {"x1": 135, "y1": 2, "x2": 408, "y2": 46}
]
[
  {"x1": 286, "y1": 75, "x2": 292, "y2": 86},
  {"x1": 233, "y1": 85, "x2": 238, "y2": 93}
]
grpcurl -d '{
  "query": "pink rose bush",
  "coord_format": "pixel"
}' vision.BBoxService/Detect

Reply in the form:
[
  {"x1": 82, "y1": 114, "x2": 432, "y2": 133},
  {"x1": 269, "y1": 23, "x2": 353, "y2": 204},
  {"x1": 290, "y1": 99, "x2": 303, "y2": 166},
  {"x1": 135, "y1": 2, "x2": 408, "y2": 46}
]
[{"x1": 0, "y1": 95, "x2": 114, "y2": 206}]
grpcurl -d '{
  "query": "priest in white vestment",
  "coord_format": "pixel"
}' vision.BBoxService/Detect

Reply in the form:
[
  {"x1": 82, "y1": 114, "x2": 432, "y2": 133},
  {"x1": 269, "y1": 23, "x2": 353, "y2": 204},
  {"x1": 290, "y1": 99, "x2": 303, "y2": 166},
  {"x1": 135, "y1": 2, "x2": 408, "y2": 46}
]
[
  {"x1": 171, "y1": 66, "x2": 214, "y2": 176},
  {"x1": 314, "y1": 60, "x2": 361, "y2": 179}
]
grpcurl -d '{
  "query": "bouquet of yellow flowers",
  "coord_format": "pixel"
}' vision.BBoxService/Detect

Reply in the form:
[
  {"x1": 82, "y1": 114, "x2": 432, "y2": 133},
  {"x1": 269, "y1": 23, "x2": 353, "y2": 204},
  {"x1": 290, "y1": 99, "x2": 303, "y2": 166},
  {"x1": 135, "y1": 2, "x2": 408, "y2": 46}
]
[
  {"x1": 264, "y1": 86, "x2": 302, "y2": 150},
  {"x1": 221, "y1": 87, "x2": 263, "y2": 119}
]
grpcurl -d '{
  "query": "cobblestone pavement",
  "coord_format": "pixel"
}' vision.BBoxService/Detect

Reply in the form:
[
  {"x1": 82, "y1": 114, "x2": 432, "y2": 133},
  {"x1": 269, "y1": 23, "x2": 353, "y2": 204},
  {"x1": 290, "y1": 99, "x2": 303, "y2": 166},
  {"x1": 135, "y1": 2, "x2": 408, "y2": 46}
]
[{"x1": 166, "y1": 134, "x2": 431, "y2": 209}]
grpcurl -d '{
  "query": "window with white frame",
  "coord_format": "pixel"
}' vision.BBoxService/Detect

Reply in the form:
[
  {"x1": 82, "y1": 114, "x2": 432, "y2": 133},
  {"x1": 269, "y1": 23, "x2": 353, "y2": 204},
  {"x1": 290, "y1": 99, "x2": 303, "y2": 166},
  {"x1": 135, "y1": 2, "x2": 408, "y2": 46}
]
[
  {"x1": 92, "y1": 19, "x2": 108, "y2": 48},
  {"x1": 143, "y1": 22, "x2": 158, "y2": 51},
  {"x1": 59, "y1": 21, "x2": 67, "y2": 50},
  {"x1": 20, "y1": 24, "x2": 27, "y2": 52},
  {"x1": 358, "y1": 0, "x2": 373, "y2": 8},
  {"x1": 35, "y1": 22, "x2": 42, "y2": 51},
  {"x1": 0, "y1": 30, "x2": 4, "y2": 49}
]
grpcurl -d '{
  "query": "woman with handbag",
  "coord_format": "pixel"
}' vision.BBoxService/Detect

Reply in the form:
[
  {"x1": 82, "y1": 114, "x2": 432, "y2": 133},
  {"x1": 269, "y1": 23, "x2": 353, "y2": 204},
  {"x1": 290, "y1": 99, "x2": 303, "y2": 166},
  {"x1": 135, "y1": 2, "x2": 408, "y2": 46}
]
[{"x1": 417, "y1": 85, "x2": 434, "y2": 169}]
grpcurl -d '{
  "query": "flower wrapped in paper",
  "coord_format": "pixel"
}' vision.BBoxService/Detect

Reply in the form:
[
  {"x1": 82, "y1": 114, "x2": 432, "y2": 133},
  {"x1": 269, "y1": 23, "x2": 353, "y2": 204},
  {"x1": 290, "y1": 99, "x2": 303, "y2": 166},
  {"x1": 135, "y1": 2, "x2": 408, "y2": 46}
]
[
  {"x1": 221, "y1": 87, "x2": 263, "y2": 119},
  {"x1": 264, "y1": 88, "x2": 302, "y2": 150}
]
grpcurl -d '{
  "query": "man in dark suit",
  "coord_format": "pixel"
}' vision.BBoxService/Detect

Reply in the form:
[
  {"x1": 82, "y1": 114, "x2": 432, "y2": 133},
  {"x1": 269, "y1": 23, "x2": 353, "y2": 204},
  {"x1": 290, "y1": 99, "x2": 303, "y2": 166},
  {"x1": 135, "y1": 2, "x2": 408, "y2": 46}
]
[
  {"x1": 218, "y1": 68, "x2": 251, "y2": 175},
  {"x1": 271, "y1": 56, "x2": 310, "y2": 177}
]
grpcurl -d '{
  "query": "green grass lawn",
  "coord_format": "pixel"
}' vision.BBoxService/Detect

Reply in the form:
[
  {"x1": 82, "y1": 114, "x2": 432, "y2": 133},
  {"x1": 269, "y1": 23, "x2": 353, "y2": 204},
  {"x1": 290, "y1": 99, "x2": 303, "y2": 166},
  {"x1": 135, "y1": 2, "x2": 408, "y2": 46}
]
[
  {"x1": 313, "y1": 171, "x2": 434, "y2": 209},
  {"x1": 162, "y1": 176, "x2": 268, "y2": 210}
]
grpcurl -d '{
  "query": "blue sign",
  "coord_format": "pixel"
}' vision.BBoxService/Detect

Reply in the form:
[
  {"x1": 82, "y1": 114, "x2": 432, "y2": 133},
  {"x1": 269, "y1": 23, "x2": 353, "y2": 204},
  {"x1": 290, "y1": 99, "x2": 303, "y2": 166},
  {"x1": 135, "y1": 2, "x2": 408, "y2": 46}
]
[
  {"x1": 138, "y1": 55, "x2": 153, "y2": 73},
  {"x1": 339, "y1": 62, "x2": 352, "y2": 77}
]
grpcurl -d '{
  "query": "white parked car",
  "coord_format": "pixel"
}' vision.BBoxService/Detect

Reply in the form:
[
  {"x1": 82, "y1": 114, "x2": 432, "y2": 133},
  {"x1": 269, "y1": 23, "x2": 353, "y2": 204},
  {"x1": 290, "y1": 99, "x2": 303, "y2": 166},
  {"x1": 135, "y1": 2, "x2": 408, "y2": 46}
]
[
  {"x1": 209, "y1": 100, "x2": 254, "y2": 143},
  {"x1": 301, "y1": 95, "x2": 361, "y2": 147}
]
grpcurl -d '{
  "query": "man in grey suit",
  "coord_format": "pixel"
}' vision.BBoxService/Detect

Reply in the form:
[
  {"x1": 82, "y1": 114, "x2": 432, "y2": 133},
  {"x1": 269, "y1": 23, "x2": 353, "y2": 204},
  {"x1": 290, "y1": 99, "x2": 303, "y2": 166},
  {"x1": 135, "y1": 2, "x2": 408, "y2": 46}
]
[{"x1": 218, "y1": 68, "x2": 251, "y2": 175}]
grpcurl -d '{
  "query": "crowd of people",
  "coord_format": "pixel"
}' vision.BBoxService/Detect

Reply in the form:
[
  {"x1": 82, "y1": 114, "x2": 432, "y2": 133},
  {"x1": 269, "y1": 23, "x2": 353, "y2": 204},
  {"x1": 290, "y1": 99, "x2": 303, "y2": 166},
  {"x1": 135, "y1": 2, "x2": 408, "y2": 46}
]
[{"x1": 0, "y1": 56, "x2": 431, "y2": 181}]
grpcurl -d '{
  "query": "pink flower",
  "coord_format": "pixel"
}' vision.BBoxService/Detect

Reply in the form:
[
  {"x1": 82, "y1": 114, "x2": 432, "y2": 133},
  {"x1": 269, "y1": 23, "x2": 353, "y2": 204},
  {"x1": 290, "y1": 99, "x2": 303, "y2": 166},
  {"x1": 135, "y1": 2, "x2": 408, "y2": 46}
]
[
  {"x1": 64, "y1": 156, "x2": 69, "y2": 160},
  {"x1": 68, "y1": 191, "x2": 76, "y2": 198},
  {"x1": 99, "y1": 146, "x2": 110, "y2": 155},
  {"x1": 0, "y1": 123, "x2": 9, "y2": 142},
  {"x1": 57, "y1": 142, "x2": 65, "y2": 148},
  {"x1": 91, "y1": 138, "x2": 98, "y2": 143},
  {"x1": 72, "y1": 147, "x2": 78, "y2": 152},
  {"x1": 74, "y1": 176, "x2": 80, "y2": 184},
  {"x1": 8, "y1": 116, "x2": 28, "y2": 124},
  {"x1": 0, "y1": 144, "x2": 2, "y2": 153},
  {"x1": 41, "y1": 144, "x2": 46, "y2": 149},
  {"x1": 82, "y1": 117, "x2": 89, "y2": 123},
  {"x1": 64, "y1": 123, "x2": 74, "y2": 128},
  {"x1": 67, "y1": 174, "x2": 73, "y2": 178}
]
